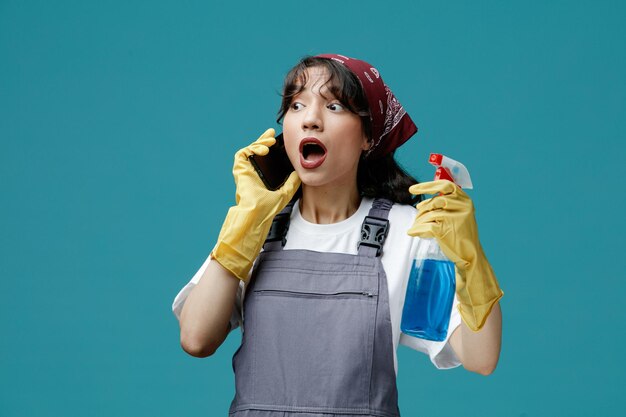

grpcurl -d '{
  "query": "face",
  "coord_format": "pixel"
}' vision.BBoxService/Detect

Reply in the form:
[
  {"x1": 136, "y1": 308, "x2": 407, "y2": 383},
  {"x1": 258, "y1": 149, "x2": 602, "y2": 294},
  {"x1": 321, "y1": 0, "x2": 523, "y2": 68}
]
[{"x1": 282, "y1": 66, "x2": 370, "y2": 190}]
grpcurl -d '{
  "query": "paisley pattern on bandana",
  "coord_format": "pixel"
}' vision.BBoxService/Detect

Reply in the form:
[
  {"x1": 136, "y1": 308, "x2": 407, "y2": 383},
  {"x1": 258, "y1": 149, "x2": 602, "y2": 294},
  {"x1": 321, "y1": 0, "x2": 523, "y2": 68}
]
[
  {"x1": 382, "y1": 84, "x2": 407, "y2": 141},
  {"x1": 314, "y1": 53, "x2": 418, "y2": 159}
]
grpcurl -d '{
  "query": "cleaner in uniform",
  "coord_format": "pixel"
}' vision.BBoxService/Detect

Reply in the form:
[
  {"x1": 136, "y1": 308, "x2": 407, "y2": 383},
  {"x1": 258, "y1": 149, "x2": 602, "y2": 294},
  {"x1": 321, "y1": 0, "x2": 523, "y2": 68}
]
[{"x1": 173, "y1": 53, "x2": 504, "y2": 416}]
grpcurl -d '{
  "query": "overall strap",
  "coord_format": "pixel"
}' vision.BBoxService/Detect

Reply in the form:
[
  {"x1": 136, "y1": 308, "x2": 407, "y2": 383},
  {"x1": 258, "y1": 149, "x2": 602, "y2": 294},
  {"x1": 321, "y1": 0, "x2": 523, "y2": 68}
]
[
  {"x1": 262, "y1": 199, "x2": 296, "y2": 251},
  {"x1": 358, "y1": 198, "x2": 394, "y2": 257}
]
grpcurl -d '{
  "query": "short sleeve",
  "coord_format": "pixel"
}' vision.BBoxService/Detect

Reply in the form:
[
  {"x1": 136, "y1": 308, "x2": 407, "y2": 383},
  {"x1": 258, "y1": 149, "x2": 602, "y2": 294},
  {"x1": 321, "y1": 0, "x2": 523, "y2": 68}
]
[
  {"x1": 399, "y1": 294, "x2": 463, "y2": 370},
  {"x1": 171, "y1": 246, "x2": 243, "y2": 333}
]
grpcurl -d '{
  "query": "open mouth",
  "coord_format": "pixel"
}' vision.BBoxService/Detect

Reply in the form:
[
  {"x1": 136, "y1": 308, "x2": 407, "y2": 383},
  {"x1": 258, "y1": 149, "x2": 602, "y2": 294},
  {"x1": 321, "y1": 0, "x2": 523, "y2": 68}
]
[
  {"x1": 302, "y1": 143, "x2": 326, "y2": 160},
  {"x1": 299, "y1": 138, "x2": 327, "y2": 169}
]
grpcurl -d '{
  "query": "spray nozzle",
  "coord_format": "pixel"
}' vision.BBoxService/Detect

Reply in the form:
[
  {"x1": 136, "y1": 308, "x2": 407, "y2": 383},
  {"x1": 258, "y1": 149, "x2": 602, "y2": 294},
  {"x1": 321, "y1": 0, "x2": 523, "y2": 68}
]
[{"x1": 428, "y1": 153, "x2": 473, "y2": 190}]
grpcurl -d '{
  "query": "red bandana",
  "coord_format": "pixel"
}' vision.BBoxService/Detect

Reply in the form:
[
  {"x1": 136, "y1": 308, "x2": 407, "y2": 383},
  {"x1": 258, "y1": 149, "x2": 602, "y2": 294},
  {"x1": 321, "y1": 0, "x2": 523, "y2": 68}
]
[{"x1": 314, "y1": 53, "x2": 418, "y2": 159}]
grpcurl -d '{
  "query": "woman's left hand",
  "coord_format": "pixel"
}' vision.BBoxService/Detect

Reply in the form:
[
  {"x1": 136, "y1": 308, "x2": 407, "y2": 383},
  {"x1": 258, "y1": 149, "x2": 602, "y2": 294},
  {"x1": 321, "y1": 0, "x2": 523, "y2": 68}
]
[
  {"x1": 407, "y1": 180, "x2": 503, "y2": 332},
  {"x1": 407, "y1": 180, "x2": 479, "y2": 268}
]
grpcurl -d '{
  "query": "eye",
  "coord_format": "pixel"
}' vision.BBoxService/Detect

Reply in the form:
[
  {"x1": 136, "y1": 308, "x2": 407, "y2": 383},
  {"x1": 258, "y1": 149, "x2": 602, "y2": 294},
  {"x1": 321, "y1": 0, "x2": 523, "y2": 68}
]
[
  {"x1": 328, "y1": 102, "x2": 345, "y2": 112},
  {"x1": 290, "y1": 102, "x2": 304, "y2": 111}
]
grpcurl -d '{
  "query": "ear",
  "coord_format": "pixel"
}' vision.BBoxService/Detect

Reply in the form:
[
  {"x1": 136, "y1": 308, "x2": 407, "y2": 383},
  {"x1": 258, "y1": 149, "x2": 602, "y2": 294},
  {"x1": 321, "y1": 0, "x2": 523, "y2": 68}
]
[{"x1": 361, "y1": 132, "x2": 372, "y2": 151}]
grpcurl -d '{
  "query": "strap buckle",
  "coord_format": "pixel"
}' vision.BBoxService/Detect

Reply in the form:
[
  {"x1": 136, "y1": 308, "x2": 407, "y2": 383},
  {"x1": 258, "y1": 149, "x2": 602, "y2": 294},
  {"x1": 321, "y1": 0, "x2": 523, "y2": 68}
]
[{"x1": 358, "y1": 215, "x2": 390, "y2": 257}]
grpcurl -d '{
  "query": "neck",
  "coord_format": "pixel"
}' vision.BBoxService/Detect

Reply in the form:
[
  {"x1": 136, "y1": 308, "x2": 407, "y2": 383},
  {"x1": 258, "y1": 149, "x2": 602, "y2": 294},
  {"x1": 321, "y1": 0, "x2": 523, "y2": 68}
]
[{"x1": 299, "y1": 183, "x2": 362, "y2": 224}]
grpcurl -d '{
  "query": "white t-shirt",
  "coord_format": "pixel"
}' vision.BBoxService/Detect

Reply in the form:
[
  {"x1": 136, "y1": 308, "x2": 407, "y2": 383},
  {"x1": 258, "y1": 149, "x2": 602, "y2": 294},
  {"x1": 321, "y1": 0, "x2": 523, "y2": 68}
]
[{"x1": 172, "y1": 197, "x2": 462, "y2": 374}]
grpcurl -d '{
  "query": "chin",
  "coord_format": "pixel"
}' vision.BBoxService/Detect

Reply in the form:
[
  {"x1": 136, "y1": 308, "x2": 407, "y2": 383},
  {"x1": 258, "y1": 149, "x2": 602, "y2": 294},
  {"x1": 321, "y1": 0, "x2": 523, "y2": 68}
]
[
  {"x1": 296, "y1": 172, "x2": 326, "y2": 188},
  {"x1": 298, "y1": 171, "x2": 354, "y2": 190}
]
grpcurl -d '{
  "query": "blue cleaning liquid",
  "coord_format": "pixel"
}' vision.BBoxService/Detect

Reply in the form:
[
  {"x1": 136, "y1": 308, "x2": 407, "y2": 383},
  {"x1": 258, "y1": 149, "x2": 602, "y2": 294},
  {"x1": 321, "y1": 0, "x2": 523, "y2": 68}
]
[{"x1": 401, "y1": 258, "x2": 456, "y2": 342}]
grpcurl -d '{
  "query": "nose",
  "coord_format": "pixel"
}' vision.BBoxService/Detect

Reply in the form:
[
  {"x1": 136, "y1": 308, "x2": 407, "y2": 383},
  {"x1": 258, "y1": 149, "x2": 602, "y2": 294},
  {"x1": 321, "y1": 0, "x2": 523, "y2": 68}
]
[{"x1": 302, "y1": 103, "x2": 323, "y2": 131}]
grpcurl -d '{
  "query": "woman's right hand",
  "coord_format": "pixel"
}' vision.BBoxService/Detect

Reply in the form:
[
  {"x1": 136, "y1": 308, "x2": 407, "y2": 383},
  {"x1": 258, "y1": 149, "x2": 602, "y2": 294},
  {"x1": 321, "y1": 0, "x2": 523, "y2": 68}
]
[
  {"x1": 211, "y1": 128, "x2": 300, "y2": 282},
  {"x1": 231, "y1": 128, "x2": 300, "y2": 212}
]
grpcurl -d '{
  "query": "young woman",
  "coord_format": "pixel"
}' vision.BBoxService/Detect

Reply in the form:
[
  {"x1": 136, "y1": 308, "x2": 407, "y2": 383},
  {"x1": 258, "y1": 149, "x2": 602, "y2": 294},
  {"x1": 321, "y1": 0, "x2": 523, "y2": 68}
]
[{"x1": 173, "y1": 54, "x2": 504, "y2": 417}]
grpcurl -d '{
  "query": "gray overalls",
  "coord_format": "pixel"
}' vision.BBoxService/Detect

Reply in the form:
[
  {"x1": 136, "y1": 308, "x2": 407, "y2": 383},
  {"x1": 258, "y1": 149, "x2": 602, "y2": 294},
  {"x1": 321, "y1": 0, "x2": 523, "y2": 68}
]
[{"x1": 229, "y1": 198, "x2": 400, "y2": 417}]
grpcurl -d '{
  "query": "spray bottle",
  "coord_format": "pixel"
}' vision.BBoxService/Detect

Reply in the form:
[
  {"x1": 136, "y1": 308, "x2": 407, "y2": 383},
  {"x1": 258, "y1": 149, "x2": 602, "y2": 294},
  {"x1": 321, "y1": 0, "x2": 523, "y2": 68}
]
[{"x1": 400, "y1": 153, "x2": 473, "y2": 341}]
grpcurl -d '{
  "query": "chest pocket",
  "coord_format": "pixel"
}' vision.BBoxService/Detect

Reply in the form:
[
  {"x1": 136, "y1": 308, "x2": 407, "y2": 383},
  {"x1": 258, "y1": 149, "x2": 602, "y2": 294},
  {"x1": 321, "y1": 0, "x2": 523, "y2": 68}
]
[{"x1": 238, "y1": 254, "x2": 380, "y2": 410}]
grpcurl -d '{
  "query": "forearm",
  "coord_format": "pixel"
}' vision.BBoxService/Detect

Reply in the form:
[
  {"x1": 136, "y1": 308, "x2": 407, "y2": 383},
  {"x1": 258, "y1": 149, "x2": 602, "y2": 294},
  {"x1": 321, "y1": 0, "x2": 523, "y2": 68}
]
[
  {"x1": 179, "y1": 259, "x2": 240, "y2": 357},
  {"x1": 450, "y1": 302, "x2": 502, "y2": 375}
]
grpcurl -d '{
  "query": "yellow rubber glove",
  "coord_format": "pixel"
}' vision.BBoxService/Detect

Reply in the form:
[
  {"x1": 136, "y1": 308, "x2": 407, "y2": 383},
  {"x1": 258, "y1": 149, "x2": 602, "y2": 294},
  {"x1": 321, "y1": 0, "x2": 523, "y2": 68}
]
[
  {"x1": 407, "y1": 180, "x2": 503, "y2": 331},
  {"x1": 211, "y1": 128, "x2": 301, "y2": 281}
]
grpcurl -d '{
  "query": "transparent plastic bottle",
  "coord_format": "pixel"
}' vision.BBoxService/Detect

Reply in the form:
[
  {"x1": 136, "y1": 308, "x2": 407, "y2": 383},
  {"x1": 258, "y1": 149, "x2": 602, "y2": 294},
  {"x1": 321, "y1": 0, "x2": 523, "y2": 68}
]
[{"x1": 400, "y1": 238, "x2": 456, "y2": 342}]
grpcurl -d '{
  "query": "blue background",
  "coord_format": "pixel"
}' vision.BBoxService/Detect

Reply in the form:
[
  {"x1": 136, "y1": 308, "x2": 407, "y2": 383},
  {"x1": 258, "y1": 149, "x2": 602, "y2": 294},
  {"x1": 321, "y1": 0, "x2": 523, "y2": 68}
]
[{"x1": 1, "y1": 1, "x2": 624, "y2": 416}]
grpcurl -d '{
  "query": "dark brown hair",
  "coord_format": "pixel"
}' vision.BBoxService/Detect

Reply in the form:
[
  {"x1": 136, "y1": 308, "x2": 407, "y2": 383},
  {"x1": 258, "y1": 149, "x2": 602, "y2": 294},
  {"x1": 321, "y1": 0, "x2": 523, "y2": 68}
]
[{"x1": 276, "y1": 55, "x2": 422, "y2": 206}]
